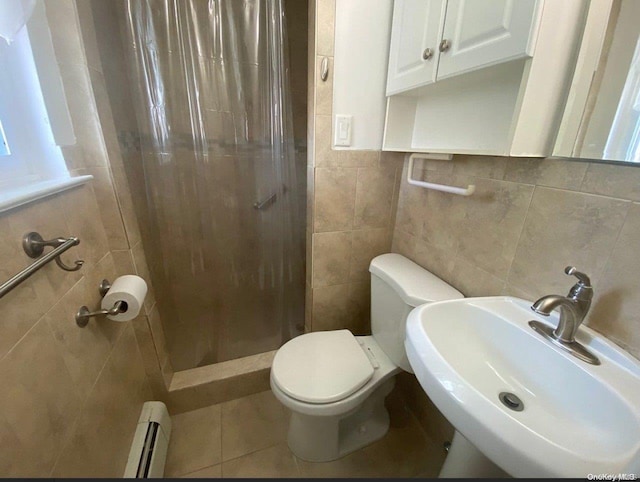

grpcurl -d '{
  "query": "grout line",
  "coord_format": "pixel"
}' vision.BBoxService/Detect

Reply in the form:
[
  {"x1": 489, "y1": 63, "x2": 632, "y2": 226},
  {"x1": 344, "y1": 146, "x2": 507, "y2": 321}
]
[
  {"x1": 592, "y1": 200, "x2": 632, "y2": 287},
  {"x1": 504, "y1": 183, "x2": 537, "y2": 289}
]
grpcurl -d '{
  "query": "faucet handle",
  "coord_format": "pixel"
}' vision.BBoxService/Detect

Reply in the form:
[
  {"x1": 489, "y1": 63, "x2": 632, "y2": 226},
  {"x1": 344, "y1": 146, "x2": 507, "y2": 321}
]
[{"x1": 565, "y1": 266, "x2": 591, "y2": 287}]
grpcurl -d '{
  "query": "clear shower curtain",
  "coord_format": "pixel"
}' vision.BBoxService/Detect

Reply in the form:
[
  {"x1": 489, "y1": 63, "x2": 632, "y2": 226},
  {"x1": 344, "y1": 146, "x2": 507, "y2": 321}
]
[{"x1": 123, "y1": 0, "x2": 304, "y2": 370}]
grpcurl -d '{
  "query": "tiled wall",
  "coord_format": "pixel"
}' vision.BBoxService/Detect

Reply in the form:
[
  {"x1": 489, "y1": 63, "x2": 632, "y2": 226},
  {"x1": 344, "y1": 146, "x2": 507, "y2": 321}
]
[
  {"x1": 393, "y1": 155, "x2": 640, "y2": 360},
  {"x1": 306, "y1": 0, "x2": 405, "y2": 334},
  {"x1": 77, "y1": 0, "x2": 173, "y2": 404},
  {"x1": 0, "y1": 1, "x2": 159, "y2": 476}
]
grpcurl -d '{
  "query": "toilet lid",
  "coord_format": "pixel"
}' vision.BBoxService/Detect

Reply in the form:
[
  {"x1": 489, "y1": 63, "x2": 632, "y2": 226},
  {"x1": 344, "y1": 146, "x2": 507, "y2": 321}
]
[{"x1": 272, "y1": 330, "x2": 374, "y2": 404}]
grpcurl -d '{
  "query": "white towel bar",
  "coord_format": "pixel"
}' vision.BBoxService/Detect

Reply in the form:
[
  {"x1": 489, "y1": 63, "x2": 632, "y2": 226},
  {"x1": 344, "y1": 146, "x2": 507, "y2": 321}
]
[{"x1": 407, "y1": 154, "x2": 475, "y2": 196}]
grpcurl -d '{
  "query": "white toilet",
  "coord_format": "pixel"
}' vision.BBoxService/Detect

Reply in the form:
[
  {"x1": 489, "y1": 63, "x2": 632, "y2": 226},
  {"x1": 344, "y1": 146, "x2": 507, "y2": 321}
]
[{"x1": 270, "y1": 253, "x2": 463, "y2": 462}]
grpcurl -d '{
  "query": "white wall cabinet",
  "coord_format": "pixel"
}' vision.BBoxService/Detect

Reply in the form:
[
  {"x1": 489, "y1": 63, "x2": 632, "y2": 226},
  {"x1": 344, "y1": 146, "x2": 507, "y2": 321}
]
[
  {"x1": 383, "y1": 0, "x2": 590, "y2": 157},
  {"x1": 437, "y1": 0, "x2": 539, "y2": 80},
  {"x1": 386, "y1": 0, "x2": 540, "y2": 95},
  {"x1": 386, "y1": 0, "x2": 446, "y2": 95}
]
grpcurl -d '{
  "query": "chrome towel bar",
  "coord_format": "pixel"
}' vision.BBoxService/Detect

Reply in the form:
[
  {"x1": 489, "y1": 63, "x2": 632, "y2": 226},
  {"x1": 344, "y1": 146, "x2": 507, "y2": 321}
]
[{"x1": 0, "y1": 232, "x2": 83, "y2": 299}]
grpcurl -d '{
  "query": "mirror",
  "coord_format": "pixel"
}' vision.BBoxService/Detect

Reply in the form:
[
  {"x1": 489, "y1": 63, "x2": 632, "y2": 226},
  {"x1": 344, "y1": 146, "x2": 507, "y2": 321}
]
[{"x1": 554, "y1": 0, "x2": 640, "y2": 164}]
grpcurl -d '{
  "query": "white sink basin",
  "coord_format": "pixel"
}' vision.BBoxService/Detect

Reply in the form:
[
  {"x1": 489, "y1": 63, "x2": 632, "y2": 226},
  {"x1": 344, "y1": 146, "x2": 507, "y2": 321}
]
[{"x1": 405, "y1": 296, "x2": 640, "y2": 478}]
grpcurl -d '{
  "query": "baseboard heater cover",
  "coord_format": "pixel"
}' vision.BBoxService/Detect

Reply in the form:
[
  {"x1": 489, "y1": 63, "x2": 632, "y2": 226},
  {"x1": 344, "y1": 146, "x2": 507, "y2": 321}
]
[{"x1": 124, "y1": 401, "x2": 172, "y2": 478}]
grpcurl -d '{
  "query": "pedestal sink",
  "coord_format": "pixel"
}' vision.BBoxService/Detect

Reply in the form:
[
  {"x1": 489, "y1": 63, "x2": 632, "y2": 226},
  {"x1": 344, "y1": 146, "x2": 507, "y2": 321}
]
[{"x1": 405, "y1": 296, "x2": 640, "y2": 478}]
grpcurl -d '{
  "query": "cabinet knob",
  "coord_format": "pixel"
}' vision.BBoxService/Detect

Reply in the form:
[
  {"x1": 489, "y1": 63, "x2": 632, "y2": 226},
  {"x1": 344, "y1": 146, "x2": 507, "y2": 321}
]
[
  {"x1": 439, "y1": 39, "x2": 451, "y2": 53},
  {"x1": 422, "y1": 48, "x2": 434, "y2": 61}
]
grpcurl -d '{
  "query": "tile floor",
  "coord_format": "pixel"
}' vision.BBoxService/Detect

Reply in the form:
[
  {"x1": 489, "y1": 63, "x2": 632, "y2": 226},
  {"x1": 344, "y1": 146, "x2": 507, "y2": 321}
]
[{"x1": 165, "y1": 387, "x2": 447, "y2": 478}]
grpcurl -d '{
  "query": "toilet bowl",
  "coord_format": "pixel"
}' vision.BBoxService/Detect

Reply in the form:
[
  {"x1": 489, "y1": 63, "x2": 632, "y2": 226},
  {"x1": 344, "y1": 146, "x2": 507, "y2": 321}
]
[{"x1": 270, "y1": 253, "x2": 463, "y2": 462}]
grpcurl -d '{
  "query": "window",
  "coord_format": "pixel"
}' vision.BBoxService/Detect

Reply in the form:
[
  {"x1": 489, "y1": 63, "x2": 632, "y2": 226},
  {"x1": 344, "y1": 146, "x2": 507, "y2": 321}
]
[{"x1": 0, "y1": 0, "x2": 90, "y2": 212}]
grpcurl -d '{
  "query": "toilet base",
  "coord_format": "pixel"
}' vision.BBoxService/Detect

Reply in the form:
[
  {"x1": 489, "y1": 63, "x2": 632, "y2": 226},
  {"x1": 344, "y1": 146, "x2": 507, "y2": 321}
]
[{"x1": 287, "y1": 377, "x2": 395, "y2": 462}]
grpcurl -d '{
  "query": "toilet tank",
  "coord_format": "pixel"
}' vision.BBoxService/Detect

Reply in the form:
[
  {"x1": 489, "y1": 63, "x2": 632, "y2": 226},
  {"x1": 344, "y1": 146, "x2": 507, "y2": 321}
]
[{"x1": 369, "y1": 254, "x2": 463, "y2": 372}]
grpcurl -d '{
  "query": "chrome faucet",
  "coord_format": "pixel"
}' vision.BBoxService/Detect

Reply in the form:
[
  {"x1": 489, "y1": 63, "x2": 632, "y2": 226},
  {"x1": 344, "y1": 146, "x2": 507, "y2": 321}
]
[
  {"x1": 531, "y1": 267, "x2": 593, "y2": 343},
  {"x1": 529, "y1": 267, "x2": 599, "y2": 365}
]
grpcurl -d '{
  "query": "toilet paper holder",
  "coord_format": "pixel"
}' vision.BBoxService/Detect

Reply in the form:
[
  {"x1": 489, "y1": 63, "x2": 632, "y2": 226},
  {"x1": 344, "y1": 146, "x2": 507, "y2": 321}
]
[{"x1": 75, "y1": 279, "x2": 128, "y2": 327}]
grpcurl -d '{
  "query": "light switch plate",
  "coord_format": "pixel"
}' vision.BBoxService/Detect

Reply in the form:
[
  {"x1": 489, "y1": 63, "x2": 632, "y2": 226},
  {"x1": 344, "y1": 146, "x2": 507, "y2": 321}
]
[{"x1": 334, "y1": 115, "x2": 352, "y2": 147}]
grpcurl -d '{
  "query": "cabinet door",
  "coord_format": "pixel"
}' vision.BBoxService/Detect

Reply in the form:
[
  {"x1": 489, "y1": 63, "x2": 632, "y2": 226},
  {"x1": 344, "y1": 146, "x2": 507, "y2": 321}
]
[
  {"x1": 386, "y1": 0, "x2": 447, "y2": 95},
  {"x1": 437, "y1": 0, "x2": 541, "y2": 80}
]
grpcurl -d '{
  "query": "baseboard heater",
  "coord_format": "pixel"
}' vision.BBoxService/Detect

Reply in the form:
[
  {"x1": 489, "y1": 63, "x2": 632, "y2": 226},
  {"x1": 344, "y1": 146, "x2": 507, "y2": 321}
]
[{"x1": 124, "y1": 401, "x2": 172, "y2": 478}]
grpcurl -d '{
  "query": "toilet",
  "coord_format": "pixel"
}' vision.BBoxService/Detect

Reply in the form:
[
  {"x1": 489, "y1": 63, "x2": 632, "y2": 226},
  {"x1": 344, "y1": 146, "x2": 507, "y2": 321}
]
[{"x1": 270, "y1": 253, "x2": 463, "y2": 462}]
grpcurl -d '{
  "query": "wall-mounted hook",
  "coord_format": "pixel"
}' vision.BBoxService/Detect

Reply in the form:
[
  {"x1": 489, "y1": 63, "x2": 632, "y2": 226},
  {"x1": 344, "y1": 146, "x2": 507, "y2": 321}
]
[
  {"x1": 320, "y1": 56, "x2": 329, "y2": 82},
  {"x1": 0, "y1": 232, "x2": 83, "y2": 299},
  {"x1": 23, "y1": 232, "x2": 84, "y2": 272}
]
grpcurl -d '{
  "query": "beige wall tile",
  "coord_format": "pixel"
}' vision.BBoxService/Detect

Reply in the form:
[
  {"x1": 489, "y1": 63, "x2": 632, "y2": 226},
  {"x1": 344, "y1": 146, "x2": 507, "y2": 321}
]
[
  {"x1": 0, "y1": 320, "x2": 81, "y2": 477},
  {"x1": 131, "y1": 315, "x2": 165, "y2": 393},
  {"x1": 44, "y1": 271, "x2": 123, "y2": 397},
  {"x1": 448, "y1": 257, "x2": 504, "y2": 297},
  {"x1": 74, "y1": 0, "x2": 102, "y2": 72},
  {"x1": 503, "y1": 157, "x2": 587, "y2": 190},
  {"x1": 222, "y1": 444, "x2": 299, "y2": 478},
  {"x1": 315, "y1": 55, "x2": 333, "y2": 116},
  {"x1": 379, "y1": 151, "x2": 407, "y2": 171},
  {"x1": 220, "y1": 390, "x2": 288, "y2": 461},
  {"x1": 305, "y1": 228, "x2": 313, "y2": 286},
  {"x1": 59, "y1": 66, "x2": 108, "y2": 168},
  {"x1": 0, "y1": 196, "x2": 82, "y2": 359},
  {"x1": 110, "y1": 164, "x2": 143, "y2": 247},
  {"x1": 52, "y1": 325, "x2": 152, "y2": 477},
  {"x1": 314, "y1": 168, "x2": 357, "y2": 232},
  {"x1": 112, "y1": 249, "x2": 136, "y2": 275},
  {"x1": 60, "y1": 184, "x2": 110, "y2": 271},
  {"x1": 311, "y1": 284, "x2": 349, "y2": 331},
  {"x1": 455, "y1": 178, "x2": 534, "y2": 279},
  {"x1": 509, "y1": 187, "x2": 629, "y2": 297},
  {"x1": 312, "y1": 231, "x2": 352, "y2": 286},
  {"x1": 46, "y1": 1, "x2": 85, "y2": 66},
  {"x1": 391, "y1": 229, "x2": 417, "y2": 261},
  {"x1": 86, "y1": 167, "x2": 129, "y2": 251},
  {"x1": 587, "y1": 203, "x2": 640, "y2": 357},
  {"x1": 350, "y1": 229, "x2": 391, "y2": 282},
  {"x1": 312, "y1": 282, "x2": 369, "y2": 334},
  {"x1": 501, "y1": 282, "x2": 536, "y2": 302},
  {"x1": 349, "y1": 280, "x2": 371, "y2": 333},
  {"x1": 412, "y1": 239, "x2": 456, "y2": 283},
  {"x1": 354, "y1": 167, "x2": 396, "y2": 229},
  {"x1": 181, "y1": 464, "x2": 222, "y2": 478},
  {"x1": 131, "y1": 241, "x2": 157, "y2": 314},
  {"x1": 305, "y1": 281, "x2": 313, "y2": 332},
  {"x1": 419, "y1": 172, "x2": 466, "y2": 253},
  {"x1": 395, "y1": 163, "x2": 428, "y2": 237},
  {"x1": 452, "y1": 155, "x2": 507, "y2": 181},
  {"x1": 165, "y1": 405, "x2": 223, "y2": 477},
  {"x1": 316, "y1": 0, "x2": 335, "y2": 56},
  {"x1": 60, "y1": 145, "x2": 86, "y2": 171},
  {"x1": 313, "y1": 114, "x2": 332, "y2": 167},
  {"x1": 340, "y1": 150, "x2": 380, "y2": 168},
  {"x1": 312, "y1": 283, "x2": 352, "y2": 332},
  {"x1": 581, "y1": 162, "x2": 640, "y2": 202},
  {"x1": 148, "y1": 304, "x2": 170, "y2": 368}
]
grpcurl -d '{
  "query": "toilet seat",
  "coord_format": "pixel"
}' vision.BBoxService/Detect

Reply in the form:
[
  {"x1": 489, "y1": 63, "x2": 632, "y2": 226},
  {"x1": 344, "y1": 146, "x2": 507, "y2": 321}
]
[{"x1": 271, "y1": 330, "x2": 374, "y2": 404}]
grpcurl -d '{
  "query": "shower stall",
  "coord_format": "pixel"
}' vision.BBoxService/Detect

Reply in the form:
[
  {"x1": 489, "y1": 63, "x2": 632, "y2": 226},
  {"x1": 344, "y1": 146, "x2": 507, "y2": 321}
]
[{"x1": 92, "y1": 0, "x2": 307, "y2": 371}]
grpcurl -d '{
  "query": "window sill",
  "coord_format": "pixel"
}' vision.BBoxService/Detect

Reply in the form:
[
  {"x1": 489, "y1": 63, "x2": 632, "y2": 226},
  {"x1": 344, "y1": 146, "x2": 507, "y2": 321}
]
[{"x1": 0, "y1": 175, "x2": 93, "y2": 214}]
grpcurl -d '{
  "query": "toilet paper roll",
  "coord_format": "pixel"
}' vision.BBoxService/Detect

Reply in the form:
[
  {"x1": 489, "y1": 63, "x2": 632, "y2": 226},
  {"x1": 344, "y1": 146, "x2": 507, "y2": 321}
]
[{"x1": 101, "y1": 275, "x2": 148, "y2": 322}]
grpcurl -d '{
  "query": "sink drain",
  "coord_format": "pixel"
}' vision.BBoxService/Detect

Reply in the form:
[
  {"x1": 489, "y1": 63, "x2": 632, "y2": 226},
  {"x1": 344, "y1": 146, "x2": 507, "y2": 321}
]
[{"x1": 499, "y1": 392, "x2": 524, "y2": 411}]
